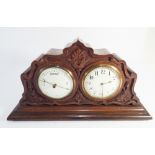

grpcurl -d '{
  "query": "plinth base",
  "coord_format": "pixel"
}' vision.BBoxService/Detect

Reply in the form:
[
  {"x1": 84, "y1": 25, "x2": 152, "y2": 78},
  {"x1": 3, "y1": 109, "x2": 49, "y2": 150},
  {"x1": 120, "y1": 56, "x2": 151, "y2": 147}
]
[{"x1": 7, "y1": 103, "x2": 152, "y2": 121}]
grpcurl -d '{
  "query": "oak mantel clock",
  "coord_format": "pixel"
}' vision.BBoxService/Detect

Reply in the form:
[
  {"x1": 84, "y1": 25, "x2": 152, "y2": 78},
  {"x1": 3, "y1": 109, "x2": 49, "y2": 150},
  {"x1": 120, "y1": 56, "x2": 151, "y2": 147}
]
[{"x1": 8, "y1": 40, "x2": 152, "y2": 120}]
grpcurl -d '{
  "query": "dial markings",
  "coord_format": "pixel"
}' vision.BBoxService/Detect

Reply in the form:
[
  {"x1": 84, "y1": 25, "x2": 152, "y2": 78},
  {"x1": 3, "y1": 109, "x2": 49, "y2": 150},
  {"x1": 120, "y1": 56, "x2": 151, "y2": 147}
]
[
  {"x1": 83, "y1": 66, "x2": 122, "y2": 99},
  {"x1": 38, "y1": 67, "x2": 74, "y2": 99},
  {"x1": 95, "y1": 71, "x2": 98, "y2": 76},
  {"x1": 90, "y1": 75, "x2": 94, "y2": 80}
]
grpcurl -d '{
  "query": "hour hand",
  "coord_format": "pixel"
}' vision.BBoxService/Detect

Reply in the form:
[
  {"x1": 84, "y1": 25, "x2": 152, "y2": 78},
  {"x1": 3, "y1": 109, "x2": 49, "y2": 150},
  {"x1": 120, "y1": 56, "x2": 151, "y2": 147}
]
[
  {"x1": 107, "y1": 80, "x2": 112, "y2": 84},
  {"x1": 100, "y1": 80, "x2": 112, "y2": 86},
  {"x1": 103, "y1": 81, "x2": 112, "y2": 85}
]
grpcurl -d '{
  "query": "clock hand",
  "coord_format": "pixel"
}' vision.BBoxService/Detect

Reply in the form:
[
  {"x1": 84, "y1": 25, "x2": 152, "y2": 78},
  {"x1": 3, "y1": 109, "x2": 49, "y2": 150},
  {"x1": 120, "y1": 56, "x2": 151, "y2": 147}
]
[
  {"x1": 102, "y1": 80, "x2": 112, "y2": 85},
  {"x1": 106, "y1": 81, "x2": 112, "y2": 84},
  {"x1": 101, "y1": 84, "x2": 103, "y2": 97}
]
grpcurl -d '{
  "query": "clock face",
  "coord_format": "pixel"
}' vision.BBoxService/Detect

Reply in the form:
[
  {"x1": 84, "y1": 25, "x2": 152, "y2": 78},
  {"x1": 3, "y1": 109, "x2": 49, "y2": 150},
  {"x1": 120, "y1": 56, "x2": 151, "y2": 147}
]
[
  {"x1": 82, "y1": 64, "x2": 123, "y2": 100},
  {"x1": 38, "y1": 67, "x2": 74, "y2": 99}
]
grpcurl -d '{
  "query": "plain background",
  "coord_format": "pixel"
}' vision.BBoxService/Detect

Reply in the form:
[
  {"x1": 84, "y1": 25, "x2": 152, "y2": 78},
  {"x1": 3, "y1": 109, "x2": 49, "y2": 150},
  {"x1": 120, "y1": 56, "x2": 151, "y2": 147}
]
[
  {"x1": 1, "y1": 1, "x2": 155, "y2": 155},
  {"x1": 0, "y1": 27, "x2": 155, "y2": 127}
]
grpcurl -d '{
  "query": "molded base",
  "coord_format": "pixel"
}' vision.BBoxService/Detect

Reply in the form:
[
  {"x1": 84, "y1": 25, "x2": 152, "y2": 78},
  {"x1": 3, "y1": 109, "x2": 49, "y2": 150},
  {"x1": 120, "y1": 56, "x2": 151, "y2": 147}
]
[{"x1": 7, "y1": 103, "x2": 152, "y2": 121}]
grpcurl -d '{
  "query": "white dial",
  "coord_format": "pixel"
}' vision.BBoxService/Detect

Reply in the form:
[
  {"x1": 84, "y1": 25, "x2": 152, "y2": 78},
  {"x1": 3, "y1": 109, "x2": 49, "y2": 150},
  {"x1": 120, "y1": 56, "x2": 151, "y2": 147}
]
[
  {"x1": 38, "y1": 67, "x2": 74, "y2": 99},
  {"x1": 83, "y1": 65, "x2": 123, "y2": 100}
]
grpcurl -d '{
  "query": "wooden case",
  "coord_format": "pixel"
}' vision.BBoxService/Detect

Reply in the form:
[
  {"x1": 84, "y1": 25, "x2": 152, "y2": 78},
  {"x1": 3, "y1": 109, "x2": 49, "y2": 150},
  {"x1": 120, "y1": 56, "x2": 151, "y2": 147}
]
[{"x1": 7, "y1": 41, "x2": 152, "y2": 120}]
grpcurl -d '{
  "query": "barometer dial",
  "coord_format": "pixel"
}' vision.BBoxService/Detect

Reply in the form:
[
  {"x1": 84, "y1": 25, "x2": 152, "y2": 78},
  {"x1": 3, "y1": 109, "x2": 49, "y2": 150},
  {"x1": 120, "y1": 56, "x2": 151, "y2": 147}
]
[{"x1": 38, "y1": 67, "x2": 74, "y2": 99}]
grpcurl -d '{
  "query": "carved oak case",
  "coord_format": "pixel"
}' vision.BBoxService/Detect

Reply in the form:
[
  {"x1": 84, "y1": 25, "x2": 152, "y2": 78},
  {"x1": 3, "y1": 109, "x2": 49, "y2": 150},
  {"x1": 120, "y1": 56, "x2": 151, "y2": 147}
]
[{"x1": 8, "y1": 41, "x2": 152, "y2": 120}]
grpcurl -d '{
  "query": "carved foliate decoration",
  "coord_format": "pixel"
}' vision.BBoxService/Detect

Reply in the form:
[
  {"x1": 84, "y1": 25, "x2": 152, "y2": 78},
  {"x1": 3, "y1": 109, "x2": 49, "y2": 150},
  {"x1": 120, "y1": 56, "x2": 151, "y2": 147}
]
[{"x1": 65, "y1": 46, "x2": 89, "y2": 70}]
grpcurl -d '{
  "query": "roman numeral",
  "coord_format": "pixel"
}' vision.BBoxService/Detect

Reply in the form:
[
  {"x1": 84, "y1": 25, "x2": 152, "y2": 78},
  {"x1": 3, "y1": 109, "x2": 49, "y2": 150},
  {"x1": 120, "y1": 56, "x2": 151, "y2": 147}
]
[
  {"x1": 95, "y1": 71, "x2": 98, "y2": 76},
  {"x1": 101, "y1": 70, "x2": 105, "y2": 74},
  {"x1": 90, "y1": 75, "x2": 94, "y2": 79}
]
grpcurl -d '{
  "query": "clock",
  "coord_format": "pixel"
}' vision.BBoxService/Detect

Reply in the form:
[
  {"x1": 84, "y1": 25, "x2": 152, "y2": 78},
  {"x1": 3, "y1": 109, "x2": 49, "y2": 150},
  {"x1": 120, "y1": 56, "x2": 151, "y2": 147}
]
[
  {"x1": 81, "y1": 63, "x2": 124, "y2": 100},
  {"x1": 7, "y1": 40, "x2": 152, "y2": 120}
]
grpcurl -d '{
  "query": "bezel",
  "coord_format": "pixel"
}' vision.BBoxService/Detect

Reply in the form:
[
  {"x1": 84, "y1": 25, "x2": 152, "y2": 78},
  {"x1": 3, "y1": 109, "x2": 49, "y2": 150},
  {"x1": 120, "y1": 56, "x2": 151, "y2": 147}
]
[
  {"x1": 34, "y1": 64, "x2": 77, "y2": 101},
  {"x1": 81, "y1": 62, "x2": 125, "y2": 101}
]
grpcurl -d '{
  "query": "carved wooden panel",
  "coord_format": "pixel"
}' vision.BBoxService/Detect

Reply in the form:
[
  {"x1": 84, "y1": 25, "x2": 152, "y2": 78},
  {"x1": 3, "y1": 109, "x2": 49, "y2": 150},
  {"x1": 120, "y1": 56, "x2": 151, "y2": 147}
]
[{"x1": 19, "y1": 41, "x2": 139, "y2": 106}]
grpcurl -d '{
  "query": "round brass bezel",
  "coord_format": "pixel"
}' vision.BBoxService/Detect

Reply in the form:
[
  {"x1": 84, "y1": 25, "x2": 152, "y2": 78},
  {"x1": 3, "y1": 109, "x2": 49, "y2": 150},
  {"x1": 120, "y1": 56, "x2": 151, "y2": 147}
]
[
  {"x1": 37, "y1": 66, "x2": 76, "y2": 100},
  {"x1": 81, "y1": 63, "x2": 125, "y2": 101}
]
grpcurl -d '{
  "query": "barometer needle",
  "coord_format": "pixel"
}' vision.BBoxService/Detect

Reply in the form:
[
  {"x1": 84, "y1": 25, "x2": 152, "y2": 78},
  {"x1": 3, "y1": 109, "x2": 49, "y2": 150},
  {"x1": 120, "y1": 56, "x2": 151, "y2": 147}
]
[
  {"x1": 56, "y1": 85, "x2": 70, "y2": 90},
  {"x1": 40, "y1": 79, "x2": 70, "y2": 90}
]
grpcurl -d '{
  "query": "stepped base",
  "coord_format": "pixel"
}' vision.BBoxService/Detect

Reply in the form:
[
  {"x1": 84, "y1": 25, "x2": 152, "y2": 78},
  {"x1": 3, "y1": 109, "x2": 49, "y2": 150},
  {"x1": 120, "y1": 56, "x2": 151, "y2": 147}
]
[{"x1": 7, "y1": 103, "x2": 152, "y2": 121}]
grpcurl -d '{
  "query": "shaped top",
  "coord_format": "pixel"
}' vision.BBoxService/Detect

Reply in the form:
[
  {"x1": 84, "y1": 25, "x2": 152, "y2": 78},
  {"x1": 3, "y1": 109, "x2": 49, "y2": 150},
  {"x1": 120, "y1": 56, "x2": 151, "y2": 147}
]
[{"x1": 47, "y1": 40, "x2": 110, "y2": 55}]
